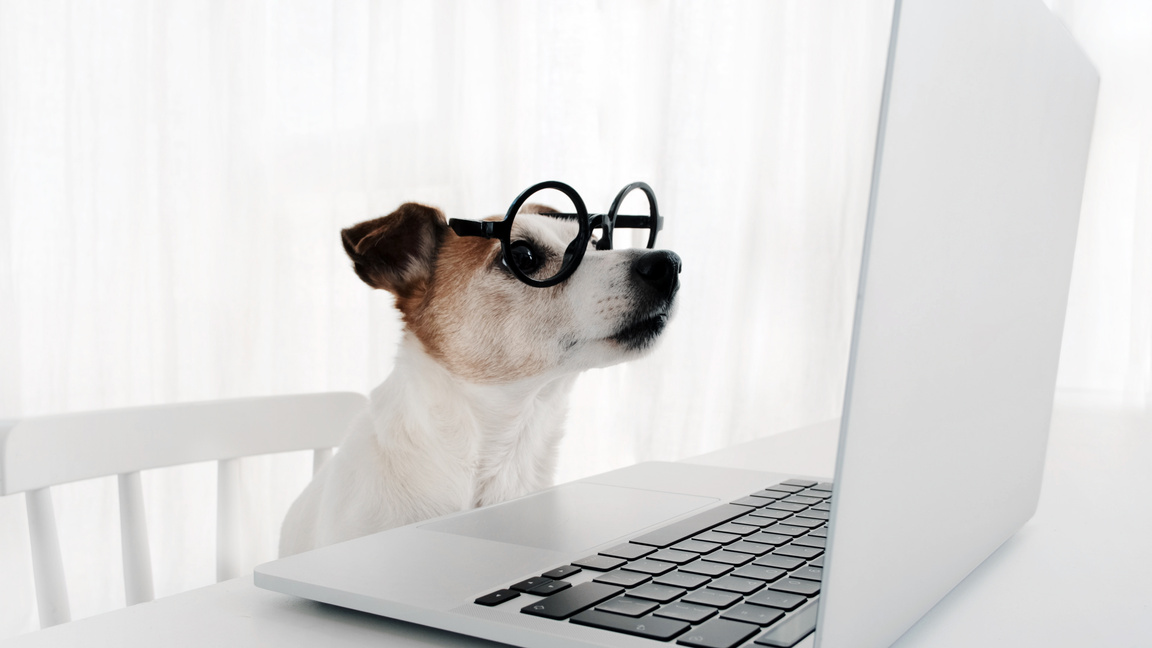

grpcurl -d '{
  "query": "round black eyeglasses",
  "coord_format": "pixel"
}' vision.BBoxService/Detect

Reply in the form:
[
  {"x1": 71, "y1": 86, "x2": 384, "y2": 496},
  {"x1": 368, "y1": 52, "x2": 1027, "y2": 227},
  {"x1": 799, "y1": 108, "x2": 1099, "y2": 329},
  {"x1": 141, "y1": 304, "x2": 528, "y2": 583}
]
[{"x1": 447, "y1": 180, "x2": 664, "y2": 287}]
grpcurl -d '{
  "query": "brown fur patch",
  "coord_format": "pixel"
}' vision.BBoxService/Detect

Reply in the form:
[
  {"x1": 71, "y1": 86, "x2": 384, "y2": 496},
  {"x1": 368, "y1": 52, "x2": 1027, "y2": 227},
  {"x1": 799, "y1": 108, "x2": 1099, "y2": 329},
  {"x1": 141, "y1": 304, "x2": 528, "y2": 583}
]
[
  {"x1": 521, "y1": 203, "x2": 559, "y2": 215},
  {"x1": 341, "y1": 203, "x2": 447, "y2": 299},
  {"x1": 403, "y1": 235, "x2": 498, "y2": 363}
]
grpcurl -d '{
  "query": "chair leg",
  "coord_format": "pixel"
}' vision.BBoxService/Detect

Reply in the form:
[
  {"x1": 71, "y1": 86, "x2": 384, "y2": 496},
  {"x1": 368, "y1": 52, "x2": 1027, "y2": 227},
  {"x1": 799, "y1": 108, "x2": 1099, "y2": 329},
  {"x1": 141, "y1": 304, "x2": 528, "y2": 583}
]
[
  {"x1": 26, "y1": 487, "x2": 71, "y2": 627},
  {"x1": 216, "y1": 458, "x2": 242, "y2": 582},
  {"x1": 118, "y1": 472, "x2": 155, "y2": 605}
]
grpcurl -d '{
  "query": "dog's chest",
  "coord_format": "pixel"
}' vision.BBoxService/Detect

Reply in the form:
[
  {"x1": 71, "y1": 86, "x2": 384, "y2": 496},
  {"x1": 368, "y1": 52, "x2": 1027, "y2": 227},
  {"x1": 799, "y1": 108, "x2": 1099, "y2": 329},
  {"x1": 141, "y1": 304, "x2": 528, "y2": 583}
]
[{"x1": 465, "y1": 404, "x2": 568, "y2": 508}]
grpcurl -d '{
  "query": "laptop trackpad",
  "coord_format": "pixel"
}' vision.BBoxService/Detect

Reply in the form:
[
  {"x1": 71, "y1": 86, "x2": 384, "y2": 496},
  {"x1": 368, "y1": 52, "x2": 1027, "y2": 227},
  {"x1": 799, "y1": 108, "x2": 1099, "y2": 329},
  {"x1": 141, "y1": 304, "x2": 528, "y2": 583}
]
[{"x1": 420, "y1": 482, "x2": 716, "y2": 553}]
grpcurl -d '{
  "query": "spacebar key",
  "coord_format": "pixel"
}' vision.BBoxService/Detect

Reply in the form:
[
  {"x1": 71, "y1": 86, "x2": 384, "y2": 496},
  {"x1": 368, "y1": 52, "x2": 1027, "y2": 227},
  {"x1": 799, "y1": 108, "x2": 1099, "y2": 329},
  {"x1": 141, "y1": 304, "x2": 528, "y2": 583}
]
[
  {"x1": 520, "y1": 582, "x2": 623, "y2": 620},
  {"x1": 631, "y1": 505, "x2": 751, "y2": 548}
]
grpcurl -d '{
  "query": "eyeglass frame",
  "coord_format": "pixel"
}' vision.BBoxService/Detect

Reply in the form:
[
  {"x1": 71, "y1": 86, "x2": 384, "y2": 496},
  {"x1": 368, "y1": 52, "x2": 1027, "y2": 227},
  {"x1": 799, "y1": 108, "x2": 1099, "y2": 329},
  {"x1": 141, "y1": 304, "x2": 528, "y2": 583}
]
[{"x1": 447, "y1": 180, "x2": 664, "y2": 287}]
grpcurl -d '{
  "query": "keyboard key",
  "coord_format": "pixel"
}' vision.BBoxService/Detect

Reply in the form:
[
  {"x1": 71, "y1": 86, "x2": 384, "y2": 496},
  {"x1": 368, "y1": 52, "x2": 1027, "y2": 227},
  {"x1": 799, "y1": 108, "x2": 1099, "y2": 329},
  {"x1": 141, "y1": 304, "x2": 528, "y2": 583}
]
[
  {"x1": 520, "y1": 582, "x2": 623, "y2": 619},
  {"x1": 528, "y1": 580, "x2": 571, "y2": 596},
  {"x1": 731, "y1": 496, "x2": 770, "y2": 507},
  {"x1": 732, "y1": 565, "x2": 786, "y2": 582},
  {"x1": 713, "y1": 523, "x2": 757, "y2": 536},
  {"x1": 768, "y1": 578, "x2": 820, "y2": 596},
  {"x1": 570, "y1": 610, "x2": 689, "y2": 641},
  {"x1": 812, "y1": 502, "x2": 831, "y2": 512},
  {"x1": 791, "y1": 566, "x2": 823, "y2": 582},
  {"x1": 763, "y1": 484, "x2": 804, "y2": 494},
  {"x1": 780, "y1": 516, "x2": 823, "y2": 529},
  {"x1": 673, "y1": 539, "x2": 722, "y2": 554},
  {"x1": 721, "y1": 603, "x2": 786, "y2": 626},
  {"x1": 749, "y1": 490, "x2": 786, "y2": 500},
  {"x1": 594, "y1": 570, "x2": 652, "y2": 588},
  {"x1": 596, "y1": 596, "x2": 658, "y2": 617},
  {"x1": 746, "y1": 589, "x2": 806, "y2": 611},
  {"x1": 676, "y1": 618, "x2": 761, "y2": 648},
  {"x1": 655, "y1": 571, "x2": 711, "y2": 590},
  {"x1": 601, "y1": 543, "x2": 655, "y2": 560},
  {"x1": 746, "y1": 532, "x2": 791, "y2": 546},
  {"x1": 474, "y1": 589, "x2": 519, "y2": 606},
  {"x1": 792, "y1": 536, "x2": 826, "y2": 549},
  {"x1": 763, "y1": 524, "x2": 809, "y2": 537},
  {"x1": 809, "y1": 556, "x2": 824, "y2": 568},
  {"x1": 631, "y1": 505, "x2": 752, "y2": 548},
  {"x1": 748, "y1": 509, "x2": 793, "y2": 521},
  {"x1": 753, "y1": 555, "x2": 805, "y2": 570},
  {"x1": 542, "y1": 565, "x2": 582, "y2": 579},
  {"x1": 781, "y1": 479, "x2": 818, "y2": 488},
  {"x1": 732, "y1": 515, "x2": 773, "y2": 528},
  {"x1": 809, "y1": 527, "x2": 828, "y2": 538},
  {"x1": 623, "y1": 559, "x2": 677, "y2": 575},
  {"x1": 811, "y1": 482, "x2": 833, "y2": 491},
  {"x1": 680, "y1": 560, "x2": 733, "y2": 577},
  {"x1": 694, "y1": 531, "x2": 740, "y2": 545},
  {"x1": 774, "y1": 545, "x2": 823, "y2": 560},
  {"x1": 765, "y1": 502, "x2": 806, "y2": 513},
  {"x1": 572, "y1": 555, "x2": 626, "y2": 572},
  {"x1": 656, "y1": 601, "x2": 718, "y2": 623},
  {"x1": 797, "y1": 488, "x2": 831, "y2": 500},
  {"x1": 795, "y1": 509, "x2": 829, "y2": 521},
  {"x1": 511, "y1": 577, "x2": 552, "y2": 592},
  {"x1": 629, "y1": 583, "x2": 687, "y2": 603},
  {"x1": 726, "y1": 541, "x2": 772, "y2": 556},
  {"x1": 708, "y1": 575, "x2": 765, "y2": 595},
  {"x1": 681, "y1": 588, "x2": 742, "y2": 608},
  {"x1": 782, "y1": 495, "x2": 821, "y2": 506},
  {"x1": 649, "y1": 549, "x2": 700, "y2": 565},
  {"x1": 703, "y1": 551, "x2": 754, "y2": 566},
  {"x1": 754, "y1": 599, "x2": 819, "y2": 646}
]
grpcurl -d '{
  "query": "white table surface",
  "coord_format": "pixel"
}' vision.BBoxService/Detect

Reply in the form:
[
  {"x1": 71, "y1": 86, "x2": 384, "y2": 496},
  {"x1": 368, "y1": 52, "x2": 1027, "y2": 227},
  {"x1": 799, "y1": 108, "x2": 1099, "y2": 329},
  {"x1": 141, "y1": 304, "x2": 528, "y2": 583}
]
[{"x1": 4, "y1": 403, "x2": 1150, "y2": 647}]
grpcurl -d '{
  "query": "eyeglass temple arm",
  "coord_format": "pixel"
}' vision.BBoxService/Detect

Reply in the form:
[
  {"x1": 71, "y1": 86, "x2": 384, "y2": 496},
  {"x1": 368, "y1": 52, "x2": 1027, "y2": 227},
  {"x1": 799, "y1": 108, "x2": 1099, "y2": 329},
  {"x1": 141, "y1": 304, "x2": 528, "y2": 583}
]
[
  {"x1": 449, "y1": 219, "x2": 505, "y2": 238},
  {"x1": 610, "y1": 214, "x2": 664, "y2": 231}
]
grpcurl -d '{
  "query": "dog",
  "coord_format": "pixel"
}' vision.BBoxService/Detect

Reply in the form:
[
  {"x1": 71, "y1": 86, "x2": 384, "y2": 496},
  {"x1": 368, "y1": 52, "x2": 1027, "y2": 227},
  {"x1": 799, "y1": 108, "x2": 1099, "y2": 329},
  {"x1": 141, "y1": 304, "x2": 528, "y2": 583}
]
[{"x1": 279, "y1": 201, "x2": 681, "y2": 556}]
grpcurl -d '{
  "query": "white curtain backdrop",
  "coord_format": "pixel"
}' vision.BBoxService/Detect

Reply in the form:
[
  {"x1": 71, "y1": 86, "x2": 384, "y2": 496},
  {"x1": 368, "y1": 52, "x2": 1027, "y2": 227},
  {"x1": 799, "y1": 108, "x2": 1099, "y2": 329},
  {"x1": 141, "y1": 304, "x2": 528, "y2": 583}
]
[{"x1": 0, "y1": 0, "x2": 1146, "y2": 639}]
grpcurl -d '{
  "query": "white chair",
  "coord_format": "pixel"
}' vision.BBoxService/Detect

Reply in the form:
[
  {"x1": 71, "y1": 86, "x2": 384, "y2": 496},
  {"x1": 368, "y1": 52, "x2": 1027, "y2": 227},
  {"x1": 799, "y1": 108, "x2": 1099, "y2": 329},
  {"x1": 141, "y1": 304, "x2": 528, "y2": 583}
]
[{"x1": 0, "y1": 391, "x2": 367, "y2": 629}]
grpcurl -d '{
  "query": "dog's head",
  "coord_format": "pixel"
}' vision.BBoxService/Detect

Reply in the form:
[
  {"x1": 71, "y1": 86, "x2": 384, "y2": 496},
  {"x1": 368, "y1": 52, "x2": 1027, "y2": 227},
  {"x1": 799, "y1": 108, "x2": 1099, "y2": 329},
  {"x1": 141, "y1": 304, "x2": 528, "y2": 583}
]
[{"x1": 341, "y1": 202, "x2": 680, "y2": 383}]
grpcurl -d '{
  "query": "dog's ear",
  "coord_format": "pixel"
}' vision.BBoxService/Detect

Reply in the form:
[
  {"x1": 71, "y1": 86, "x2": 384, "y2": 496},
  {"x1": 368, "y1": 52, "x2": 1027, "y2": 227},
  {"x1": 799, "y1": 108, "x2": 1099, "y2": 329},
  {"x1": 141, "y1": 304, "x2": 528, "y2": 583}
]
[
  {"x1": 521, "y1": 203, "x2": 559, "y2": 215},
  {"x1": 341, "y1": 203, "x2": 449, "y2": 296}
]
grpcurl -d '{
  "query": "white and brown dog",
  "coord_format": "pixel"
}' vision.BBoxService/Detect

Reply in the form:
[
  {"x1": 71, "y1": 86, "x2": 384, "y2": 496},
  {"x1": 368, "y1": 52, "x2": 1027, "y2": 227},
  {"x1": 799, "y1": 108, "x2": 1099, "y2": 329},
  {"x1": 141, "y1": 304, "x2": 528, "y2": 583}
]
[{"x1": 279, "y1": 201, "x2": 680, "y2": 556}]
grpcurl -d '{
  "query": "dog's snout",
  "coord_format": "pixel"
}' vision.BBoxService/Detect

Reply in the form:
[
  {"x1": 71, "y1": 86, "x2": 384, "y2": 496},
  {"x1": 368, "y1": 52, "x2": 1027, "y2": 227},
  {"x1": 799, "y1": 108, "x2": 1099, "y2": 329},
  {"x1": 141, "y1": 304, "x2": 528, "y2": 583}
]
[{"x1": 632, "y1": 250, "x2": 681, "y2": 299}]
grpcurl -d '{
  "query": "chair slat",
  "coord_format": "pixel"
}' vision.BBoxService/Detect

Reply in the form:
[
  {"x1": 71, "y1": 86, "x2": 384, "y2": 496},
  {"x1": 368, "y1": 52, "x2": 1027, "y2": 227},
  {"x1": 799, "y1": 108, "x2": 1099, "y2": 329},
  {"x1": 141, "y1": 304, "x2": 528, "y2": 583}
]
[
  {"x1": 1, "y1": 392, "x2": 367, "y2": 495},
  {"x1": 312, "y1": 447, "x2": 333, "y2": 475},
  {"x1": 26, "y1": 487, "x2": 71, "y2": 627},
  {"x1": 216, "y1": 458, "x2": 242, "y2": 582},
  {"x1": 117, "y1": 472, "x2": 155, "y2": 605}
]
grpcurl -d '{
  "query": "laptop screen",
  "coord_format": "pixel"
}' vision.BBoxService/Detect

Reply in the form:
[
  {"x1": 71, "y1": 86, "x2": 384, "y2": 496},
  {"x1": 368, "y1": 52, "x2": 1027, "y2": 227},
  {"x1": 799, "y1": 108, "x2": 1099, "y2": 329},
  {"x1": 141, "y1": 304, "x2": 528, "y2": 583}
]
[{"x1": 819, "y1": 1, "x2": 1098, "y2": 646}]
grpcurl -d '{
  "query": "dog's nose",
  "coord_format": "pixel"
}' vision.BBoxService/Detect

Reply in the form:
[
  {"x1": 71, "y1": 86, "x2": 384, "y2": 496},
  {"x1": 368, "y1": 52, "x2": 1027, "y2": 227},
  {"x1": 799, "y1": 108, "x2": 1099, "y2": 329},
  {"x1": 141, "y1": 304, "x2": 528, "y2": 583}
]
[{"x1": 632, "y1": 250, "x2": 682, "y2": 299}]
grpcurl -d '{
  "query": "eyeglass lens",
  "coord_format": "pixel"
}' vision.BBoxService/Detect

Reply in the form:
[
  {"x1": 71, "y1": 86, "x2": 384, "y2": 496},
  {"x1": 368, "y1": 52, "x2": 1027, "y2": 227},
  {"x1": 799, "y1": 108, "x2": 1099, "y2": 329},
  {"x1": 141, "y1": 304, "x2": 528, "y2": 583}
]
[
  {"x1": 505, "y1": 186, "x2": 585, "y2": 285},
  {"x1": 599, "y1": 188, "x2": 654, "y2": 251}
]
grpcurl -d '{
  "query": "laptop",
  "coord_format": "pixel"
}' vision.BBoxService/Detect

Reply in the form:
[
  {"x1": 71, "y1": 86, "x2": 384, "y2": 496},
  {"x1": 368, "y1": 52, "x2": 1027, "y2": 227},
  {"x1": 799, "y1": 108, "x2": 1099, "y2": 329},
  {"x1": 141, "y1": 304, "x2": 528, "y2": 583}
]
[{"x1": 254, "y1": 1, "x2": 1098, "y2": 646}]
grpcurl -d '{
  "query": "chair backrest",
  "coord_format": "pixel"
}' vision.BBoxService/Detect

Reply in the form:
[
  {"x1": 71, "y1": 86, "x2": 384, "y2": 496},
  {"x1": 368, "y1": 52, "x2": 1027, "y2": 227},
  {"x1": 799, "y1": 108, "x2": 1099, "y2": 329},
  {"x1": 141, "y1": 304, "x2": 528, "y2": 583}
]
[{"x1": 0, "y1": 391, "x2": 368, "y2": 629}]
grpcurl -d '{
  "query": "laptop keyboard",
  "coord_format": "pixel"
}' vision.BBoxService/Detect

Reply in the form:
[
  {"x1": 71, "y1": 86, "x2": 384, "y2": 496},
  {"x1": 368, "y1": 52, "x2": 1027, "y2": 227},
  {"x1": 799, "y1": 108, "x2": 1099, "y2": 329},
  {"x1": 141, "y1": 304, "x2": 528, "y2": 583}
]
[{"x1": 474, "y1": 479, "x2": 831, "y2": 648}]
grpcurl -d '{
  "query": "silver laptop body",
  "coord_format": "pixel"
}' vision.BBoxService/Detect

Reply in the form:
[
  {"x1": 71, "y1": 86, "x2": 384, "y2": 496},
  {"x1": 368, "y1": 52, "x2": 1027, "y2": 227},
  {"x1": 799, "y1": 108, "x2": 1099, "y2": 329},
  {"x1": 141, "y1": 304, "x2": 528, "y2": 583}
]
[{"x1": 255, "y1": 1, "x2": 1098, "y2": 647}]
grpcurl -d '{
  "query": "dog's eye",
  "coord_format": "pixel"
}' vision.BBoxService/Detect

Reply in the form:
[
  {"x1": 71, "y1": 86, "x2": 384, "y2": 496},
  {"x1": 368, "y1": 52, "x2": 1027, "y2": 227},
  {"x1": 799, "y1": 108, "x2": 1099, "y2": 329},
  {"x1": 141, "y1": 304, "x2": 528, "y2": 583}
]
[{"x1": 508, "y1": 241, "x2": 541, "y2": 274}]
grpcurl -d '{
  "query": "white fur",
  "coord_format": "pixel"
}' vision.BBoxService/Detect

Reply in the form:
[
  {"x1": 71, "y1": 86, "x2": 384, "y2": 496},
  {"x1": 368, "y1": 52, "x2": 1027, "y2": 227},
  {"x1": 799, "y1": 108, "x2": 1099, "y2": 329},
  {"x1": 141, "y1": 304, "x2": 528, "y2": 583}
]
[{"x1": 280, "y1": 334, "x2": 577, "y2": 555}]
